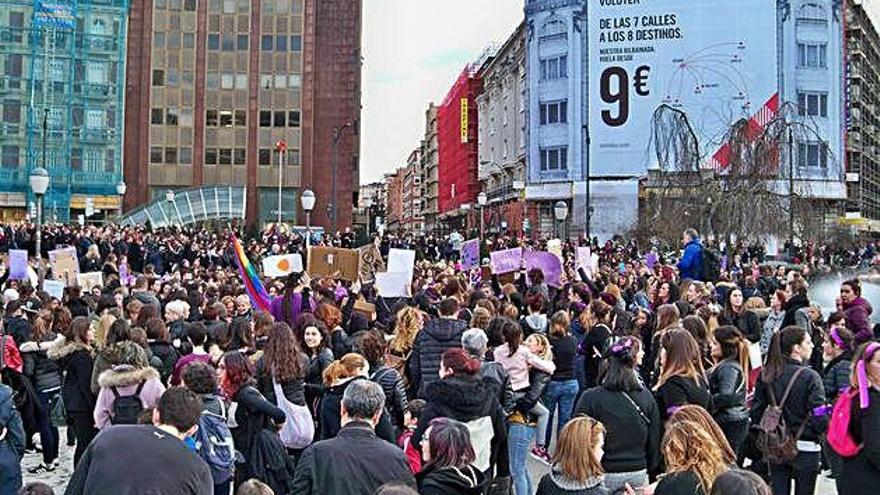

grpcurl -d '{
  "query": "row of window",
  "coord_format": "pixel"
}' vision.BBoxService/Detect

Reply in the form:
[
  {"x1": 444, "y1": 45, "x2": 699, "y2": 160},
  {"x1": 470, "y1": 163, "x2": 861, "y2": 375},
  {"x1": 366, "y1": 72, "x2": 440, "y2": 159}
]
[
  {"x1": 155, "y1": 0, "x2": 197, "y2": 11},
  {"x1": 151, "y1": 146, "x2": 193, "y2": 164},
  {"x1": 2, "y1": 145, "x2": 116, "y2": 171},
  {"x1": 151, "y1": 69, "x2": 195, "y2": 87},
  {"x1": 151, "y1": 108, "x2": 195, "y2": 126},
  {"x1": 3, "y1": 102, "x2": 116, "y2": 130},
  {"x1": 152, "y1": 69, "x2": 302, "y2": 90},
  {"x1": 540, "y1": 55, "x2": 567, "y2": 81},
  {"x1": 260, "y1": 110, "x2": 300, "y2": 127},
  {"x1": 150, "y1": 108, "x2": 301, "y2": 128},
  {"x1": 259, "y1": 35, "x2": 302, "y2": 52},
  {"x1": 154, "y1": 31, "x2": 196, "y2": 50},
  {"x1": 539, "y1": 100, "x2": 567, "y2": 125},
  {"x1": 206, "y1": 109, "x2": 247, "y2": 127}
]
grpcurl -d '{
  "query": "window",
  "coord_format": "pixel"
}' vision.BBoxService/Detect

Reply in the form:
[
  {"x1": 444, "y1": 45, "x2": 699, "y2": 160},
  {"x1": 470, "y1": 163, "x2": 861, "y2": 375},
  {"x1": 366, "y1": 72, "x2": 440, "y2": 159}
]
[
  {"x1": 235, "y1": 110, "x2": 247, "y2": 126},
  {"x1": 259, "y1": 148, "x2": 271, "y2": 165},
  {"x1": 220, "y1": 73, "x2": 234, "y2": 89},
  {"x1": 179, "y1": 109, "x2": 193, "y2": 127},
  {"x1": 208, "y1": 34, "x2": 220, "y2": 50},
  {"x1": 219, "y1": 110, "x2": 233, "y2": 127},
  {"x1": 179, "y1": 147, "x2": 192, "y2": 164},
  {"x1": 218, "y1": 148, "x2": 232, "y2": 164},
  {"x1": 223, "y1": 0, "x2": 235, "y2": 13},
  {"x1": 167, "y1": 33, "x2": 180, "y2": 49},
  {"x1": 206, "y1": 109, "x2": 218, "y2": 126},
  {"x1": 152, "y1": 69, "x2": 165, "y2": 86},
  {"x1": 289, "y1": 74, "x2": 302, "y2": 88},
  {"x1": 290, "y1": 35, "x2": 302, "y2": 51},
  {"x1": 222, "y1": 34, "x2": 235, "y2": 51},
  {"x1": 71, "y1": 148, "x2": 82, "y2": 170},
  {"x1": 165, "y1": 147, "x2": 178, "y2": 163},
  {"x1": 798, "y1": 92, "x2": 827, "y2": 117},
  {"x1": 260, "y1": 74, "x2": 272, "y2": 89},
  {"x1": 151, "y1": 108, "x2": 164, "y2": 124},
  {"x1": 540, "y1": 55, "x2": 568, "y2": 80},
  {"x1": 154, "y1": 32, "x2": 165, "y2": 48},
  {"x1": 261, "y1": 35, "x2": 273, "y2": 51},
  {"x1": 206, "y1": 73, "x2": 219, "y2": 89},
  {"x1": 1, "y1": 145, "x2": 19, "y2": 168},
  {"x1": 234, "y1": 148, "x2": 246, "y2": 164},
  {"x1": 235, "y1": 74, "x2": 247, "y2": 89},
  {"x1": 184, "y1": 0, "x2": 196, "y2": 11},
  {"x1": 274, "y1": 75, "x2": 286, "y2": 88},
  {"x1": 288, "y1": 111, "x2": 300, "y2": 127},
  {"x1": 150, "y1": 146, "x2": 163, "y2": 163},
  {"x1": 183, "y1": 33, "x2": 195, "y2": 49},
  {"x1": 205, "y1": 148, "x2": 218, "y2": 165},
  {"x1": 3, "y1": 100, "x2": 20, "y2": 123},
  {"x1": 276, "y1": 35, "x2": 287, "y2": 51},
  {"x1": 166, "y1": 68, "x2": 179, "y2": 87},
  {"x1": 539, "y1": 100, "x2": 567, "y2": 125},
  {"x1": 273, "y1": 111, "x2": 285, "y2": 127},
  {"x1": 237, "y1": 34, "x2": 248, "y2": 50},
  {"x1": 798, "y1": 141, "x2": 828, "y2": 168},
  {"x1": 797, "y1": 42, "x2": 827, "y2": 68},
  {"x1": 166, "y1": 108, "x2": 179, "y2": 125},
  {"x1": 289, "y1": 150, "x2": 300, "y2": 166},
  {"x1": 4, "y1": 55, "x2": 23, "y2": 88},
  {"x1": 260, "y1": 110, "x2": 271, "y2": 127},
  {"x1": 540, "y1": 146, "x2": 568, "y2": 171}
]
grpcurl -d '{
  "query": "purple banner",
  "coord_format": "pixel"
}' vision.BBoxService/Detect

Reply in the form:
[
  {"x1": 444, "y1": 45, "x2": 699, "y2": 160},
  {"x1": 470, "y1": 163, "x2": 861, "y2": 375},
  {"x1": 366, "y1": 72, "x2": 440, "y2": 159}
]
[
  {"x1": 460, "y1": 239, "x2": 480, "y2": 270},
  {"x1": 525, "y1": 251, "x2": 562, "y2": 288},
  {"x1": 489, "y1": 247, "x2": 522, "y2": 274},
  {"x1": 645, "y1": 252, "x2": 658, "y2": 270}
]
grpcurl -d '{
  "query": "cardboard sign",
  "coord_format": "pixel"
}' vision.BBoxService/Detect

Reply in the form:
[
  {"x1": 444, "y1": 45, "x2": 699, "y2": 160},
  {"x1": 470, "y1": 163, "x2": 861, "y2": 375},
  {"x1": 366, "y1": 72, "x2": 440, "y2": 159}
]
[
  {"x1": 547, "y1": 239, "x2": 564, "y2": 265},
  {"x1": 490, "y1": 248, "x2": 522, "y2": 274},
  {"x1": 77, "y1": 272, "x2": 104, "y2": 292},
  {"x1": 42, "y1": 279, "x2": 65, "y2": 300},
  {"x1": 525, "y1": 251, "x2": 563, "y2": 288},
  {"x1": 262, "y1": 253, "x2": 304, "y2": 278},
  {"x1": 48, "y1": 247, "x2": 79, "y2": 286},
  {"x1": 307, "y1": 246, "x2": 360, "y2": 281},
  {"x1": 8, "y1": 250, "x2": 28, "y2": 280},
  {"x1": 387, "y1": 249, "x2": 416, "y2": 280},
  {"x1": 375, "y1": 271, "x2": 410, "y2": 298},
  {"x1": 460, "y1": 239, "x2": 480, "y2": 271},
  {"x1": 357, "y1": 243, "x2": 385, "y2": 283}
]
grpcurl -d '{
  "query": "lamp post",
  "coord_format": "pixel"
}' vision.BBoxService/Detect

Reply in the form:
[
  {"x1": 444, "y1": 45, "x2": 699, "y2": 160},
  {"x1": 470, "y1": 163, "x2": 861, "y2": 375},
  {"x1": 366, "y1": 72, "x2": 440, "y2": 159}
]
[
  {"x1": 30, "y1": 167, "x2": 50, "y2": 285},
  {"x1": 477, "y1": 191, "x2": 487, "y2": 240},
  {"x1": 115, "y1": 181, "x2": 126, "y2": 219},
  {"x1": 554, "y1": 200, "x2": 568, "y2": 239},
  {"x1": 301, "y1": 189, "x2": 316, "y2": 252}
]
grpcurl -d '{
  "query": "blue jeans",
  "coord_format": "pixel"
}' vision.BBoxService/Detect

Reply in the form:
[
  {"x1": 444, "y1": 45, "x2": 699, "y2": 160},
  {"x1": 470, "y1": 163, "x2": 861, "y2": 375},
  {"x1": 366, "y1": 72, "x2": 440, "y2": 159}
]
[
  {"x1": 542, "y1": 379, "x2": 579, "y2": 448},
  {"x1": 508, "y1": 421, "x2": 535, "y2": 495}
]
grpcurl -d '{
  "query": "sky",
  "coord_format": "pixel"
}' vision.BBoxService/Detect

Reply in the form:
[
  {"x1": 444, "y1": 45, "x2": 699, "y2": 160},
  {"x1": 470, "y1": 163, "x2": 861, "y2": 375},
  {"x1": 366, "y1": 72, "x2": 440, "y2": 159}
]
[{"x1": 359, "y1": 0, "x2": 523, "y2": 184}]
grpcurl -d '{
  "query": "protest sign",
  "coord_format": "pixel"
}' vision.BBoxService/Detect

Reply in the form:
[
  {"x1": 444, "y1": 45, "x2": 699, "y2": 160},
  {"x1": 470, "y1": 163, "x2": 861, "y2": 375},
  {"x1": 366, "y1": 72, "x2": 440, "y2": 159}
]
[
  {"x1": 374, "y1": 272, "x2": 410, "y2": 298},
  {"x1": 460, "y1": 239, "x2": 480, "y2": 271},
  {"x1": 387, "y1": 249, "x2": 416, "y2": 280},
  {"x1": 357, "y1": 243, "x2": 385, "y2": 283},
  {"x1": 645, "y1": 251, "x2": 658, "y2": 270},
  {"x1": 576, "y1": 247, "x2": 592, "y2": 274},
  {"x1": 547, "y1": 239, "x2": 563, "y2": 265},
  {"x1": 42, "y1": 279, "x2": 65, "y2": 300},
  {"x1": 8, "y1": 250, "x2": 28, "y2": 280},
  {"x1": 307, "y1": 247, "x2": 360, "y2": 281},
  {"x1": 48, "y1": 247, "x2": 79, "y2": 286},
  {"x1": 262, "y1": 253, "x2": 303, "y2": 278},
  {"x1": 525, "y1": 251, "x2": 563, "y2": 288},
  {"x1": 490, "y1": 248, "x2": 522, "y2": 274},
  {"x1": 77, "y1": 272, "x2": 104, "y2": 292}
]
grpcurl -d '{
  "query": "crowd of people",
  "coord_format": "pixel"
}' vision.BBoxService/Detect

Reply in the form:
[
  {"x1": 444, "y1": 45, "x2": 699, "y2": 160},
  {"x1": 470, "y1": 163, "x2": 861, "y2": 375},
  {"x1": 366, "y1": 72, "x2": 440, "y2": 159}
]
[{"x1": 0, "y1": 221, "x2": 877, "y2": 495}]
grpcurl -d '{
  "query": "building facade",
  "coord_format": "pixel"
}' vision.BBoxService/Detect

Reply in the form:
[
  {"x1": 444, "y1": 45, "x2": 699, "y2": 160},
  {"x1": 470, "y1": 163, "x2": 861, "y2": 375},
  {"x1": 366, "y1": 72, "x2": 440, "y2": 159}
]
[
  {"x1": 524, "y1": 0, "x2": 586, "y2": 238},
  {"x1": 402, "y1": 147, "x2": 422, "y2": 234},
  {"x1": 0, "y1": 0, "x2": 128, "y2": 223},
  {"x1": 383, "y1": 168, "x2": 403, "y2": 232},
  {"x1": 421, "y1": 103, "x2": 438, "y2": 234},
  {"x1": 123, "y1": 0, "x2": 361, "y2": 229},
  {"x1": 476, "y1": 22, "x2": 527, "y2": 237}
]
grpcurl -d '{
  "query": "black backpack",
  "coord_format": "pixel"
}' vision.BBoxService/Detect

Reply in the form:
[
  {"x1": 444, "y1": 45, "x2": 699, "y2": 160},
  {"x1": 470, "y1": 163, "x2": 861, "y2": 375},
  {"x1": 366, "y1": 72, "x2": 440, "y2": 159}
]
[
  {"x1": 702, "y1": 248, "x2": 721, "y2": 281},
  {"x1": 110, "y1": 382, "x2": 146, "y2": 425}
]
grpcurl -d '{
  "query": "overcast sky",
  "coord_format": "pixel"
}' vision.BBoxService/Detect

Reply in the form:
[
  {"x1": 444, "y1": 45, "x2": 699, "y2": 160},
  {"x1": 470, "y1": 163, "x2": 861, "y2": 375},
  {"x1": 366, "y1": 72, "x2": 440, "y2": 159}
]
[{"x1": 360, "y1": 0, "x2": 522, "y2": 184}]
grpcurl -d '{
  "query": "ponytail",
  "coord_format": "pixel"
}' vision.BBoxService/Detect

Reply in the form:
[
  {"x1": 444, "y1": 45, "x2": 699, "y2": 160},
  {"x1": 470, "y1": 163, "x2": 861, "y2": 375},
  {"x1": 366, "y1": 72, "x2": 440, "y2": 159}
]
[
  {"x1": 762, "y1": 326, "x2": 807, "y2": 384},
  {"x1": 441, "y1": 348, "x2": 481, "y2": 376},
  {"x1": 322, "y1": 353, "x2": 367, "y2": 387}
]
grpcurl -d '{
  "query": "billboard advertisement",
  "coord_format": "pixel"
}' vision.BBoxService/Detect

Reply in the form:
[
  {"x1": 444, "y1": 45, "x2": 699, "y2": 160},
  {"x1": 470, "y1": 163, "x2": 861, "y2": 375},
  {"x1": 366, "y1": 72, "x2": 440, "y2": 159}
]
[{"x1": 588, "y1": 0, "x2": 779, "y2": 176}]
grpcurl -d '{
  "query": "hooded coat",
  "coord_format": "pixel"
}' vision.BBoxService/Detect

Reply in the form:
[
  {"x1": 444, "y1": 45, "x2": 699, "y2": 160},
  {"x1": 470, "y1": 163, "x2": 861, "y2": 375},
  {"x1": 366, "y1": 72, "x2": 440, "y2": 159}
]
[
  {"x1": 417, "y1": 464, "x2": 487, "y2": 495},
  {"x1": 0, "y1": 384, "x2": 25, "y2": 495},
  {"x1": 47, "y1": 337, "x2": 95, "y2": 414},
  {"x1": 94, "y1": 364, "x2": 165, "y2": 429},
  {"x1": 409, "y1": 317, "x2": 467, "y2": 398},
  {"x1": 844, "y1": 296, "x2": 874, "y2": 344}
]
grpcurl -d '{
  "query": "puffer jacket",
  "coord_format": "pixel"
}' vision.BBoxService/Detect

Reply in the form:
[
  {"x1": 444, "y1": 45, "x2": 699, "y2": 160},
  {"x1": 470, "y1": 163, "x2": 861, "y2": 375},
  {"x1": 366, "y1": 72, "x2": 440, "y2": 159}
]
[
  {"x1": 20, "y1": 336, "x2": 62, "y2": 392},
  {"x1": 821, "y1": 351, "x2": 853, "y2": 404},
  {"x1": 844, "y1": 297, "x2": 874, "y2": 344},
  {"x1": 409, "y1": 317, "x2": 467, "y2": 398},
  {"x1": 480, "y1": 360, "x2": 515, "y2": 414},
  {"x1": 414, "y1": 375, "x2": 506, "y2": 473},
  {"x1": 536, "y1": 468, "x2": 609, "y2": 495},
  {"x1": 708, "y1": 359, "x2": 748, "y2": 423},
  {"x1": 370, "y1": 365, "x2": 408, "y2": 430}
]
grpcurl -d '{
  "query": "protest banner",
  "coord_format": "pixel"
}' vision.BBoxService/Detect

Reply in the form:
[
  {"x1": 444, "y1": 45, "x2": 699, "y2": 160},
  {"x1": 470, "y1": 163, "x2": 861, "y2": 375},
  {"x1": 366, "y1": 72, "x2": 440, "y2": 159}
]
[
  {"x1": 306, "y1": 246, "x2": 360, "y2": 281},
  {"x1": 357, "y1": 243, "x2": 385, "y2": 283},
  {"x1": 77, "y1": 272, "x2": 104, "y2": 292},
  {"x1": 374, "y1": 272, "x2": 410, "y2": 298},
  {"x1": 489, "y1": 247, "x2": 522, "y2": 274},
  {"x1": 387, "y1": 249, "x2": 416, "y2": 280},
  {"x1": 525, "y1": 251, "x2": 563, "y2": 288},
  {"x1": 48, "y1": 247, "x2": 79, "y2": 286},
  {"x1": 42, "y1": 279, "x2": 65, "y2": 300},
  {"x1": 547, "y1": 239, "x2": 564, "y2": 265},
  {"x1": 460, "y1": 239, "x2": 480, "y2": 271},
  {"x1": 8, "y1": 250, "x2": 28, "y2": 280},
  {"x1": 262, "y1": 253, "x2": 303, "y2": 278},
  {"x1": 576, "y1": 247, "x2": 591, "y2": 273}
]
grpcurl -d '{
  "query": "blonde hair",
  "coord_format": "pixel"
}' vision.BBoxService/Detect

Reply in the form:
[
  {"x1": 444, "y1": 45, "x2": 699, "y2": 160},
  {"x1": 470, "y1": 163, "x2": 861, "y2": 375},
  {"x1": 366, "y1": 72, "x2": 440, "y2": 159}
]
[
  {"x1": 526, "y1": 333, "x2": 553, "y2": 361},
  {"x1": 95, "y1": 313, "x2": 117, "y2": 348},
  {"x1": 662, "y1": 406, "x2": 733, "y2": 493},
  {"x1": 322, "y1": 353, "x2": 368, "y2": 387},
  {"x1": 553, "y1": 416, "x2": 605, "y2": 482},
  {"x1": 469, "y1": 307, "x2": 492, "y2": 330},
  {"x1": 390, "y1": 306, "x2": 422, "y2": 354}
]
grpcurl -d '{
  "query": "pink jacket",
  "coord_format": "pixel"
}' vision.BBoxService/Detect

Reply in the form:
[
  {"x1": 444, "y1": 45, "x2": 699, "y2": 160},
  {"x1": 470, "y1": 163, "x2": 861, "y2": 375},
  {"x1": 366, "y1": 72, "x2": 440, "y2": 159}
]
[
  {"x1": 94, "y1": 365, "x2": 166, "y2": 429},
  {"x1": 493, "y1": 344, "x2": 555, "y2": 392}
]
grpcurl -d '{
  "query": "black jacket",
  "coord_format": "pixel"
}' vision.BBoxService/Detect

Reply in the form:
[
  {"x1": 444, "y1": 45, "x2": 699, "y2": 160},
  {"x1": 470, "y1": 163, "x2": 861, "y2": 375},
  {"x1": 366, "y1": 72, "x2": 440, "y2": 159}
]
[
  {"x1": 781, "y1": 293, "x2": 810, "y2": 329},
  {"x1": 719, "y1": 310, "x2": 761, "y2": 343},
  {"x1": 246, "y1": 429, "x2": 296, "y2": 495},
  {"x1": 416, "y1": 463, "x2": 486, "y2": 495},
  {"x1": 480, "y1": 360, "x2": 515, "y2": 414},
  {"x1": 318, "y1": 376, "x2": 396, "y2": 443},
  {"x1": 20, "y1": 338, "x2": 62, "y2": 392},
  {"x1": 47, "y1": 338, "x2": 96, "y2": 414},
  {"x1": 550, "y1": 334, "x2": 578, "y2": 382},
  {"x1": 303, "y1": 348, "x2": 333, "y2": 406},
  {"x1": 579, "y1": 324, "x2": 611, "y2": 389},
  {"x1": 708, "y1": 359, "x2": 748, "y2": 423},
  {"x1": 653, "y1": 471, "x2": 705, "y2": 495},
  {"x1": 3, "y1": 315, "x2": 31, "y2": 346},
  {"x1": 654, "y1": 375, "x2": 713, "y2": 421},
  {"x1": 254, "y1": 354, "x2": 308, "y2": 406},
  {"x1": 750, "y1": 359, "x2": 827, "y2": 445},
  {"x1": 574, "y1": 385, "x2": 661, "y2": 473},
  {"x1": 821, "y1": 351, "x2": 853, "y2": 404},
  {"x1": 840, "y1": 388, "x2": 880, "y2": 492},
  {"x1": 231, "y1": 384, "x2": 286, "y2": 460},
  {"x1": 370, "y1": 365, "x2": 408, "y2": 430},
  {"x1": 147, "y1": 340, "x2": 179, "y2": 384},
  {"x1": 409, "y1": 317, "x2": 467, "y2": 398},
  {"x1": 291, "y1": 421, "x2": 415, "y2": 495}
]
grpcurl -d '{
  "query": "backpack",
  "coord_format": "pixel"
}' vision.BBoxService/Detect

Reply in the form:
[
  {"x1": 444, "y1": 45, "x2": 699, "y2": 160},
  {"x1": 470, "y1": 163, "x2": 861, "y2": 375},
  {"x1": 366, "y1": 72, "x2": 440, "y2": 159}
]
[
  {"x1": 827, "y1": 387, "x2": 862, "y2": 458},
  {"x1": 701, "y1": 248, "x2": 721, "y2": 282},
  {"x1": 272, "y1": 377, "x2": 314, "y2": 449},
  {"x1": 195, "y1": 398, "x2": 236, "y2": 484},
  {"x1": 756, "y1": 367, "x2": 807, "y2": 464},
  {"x1": 109, "y1": 382, "x2": 146, "y2": 425}
]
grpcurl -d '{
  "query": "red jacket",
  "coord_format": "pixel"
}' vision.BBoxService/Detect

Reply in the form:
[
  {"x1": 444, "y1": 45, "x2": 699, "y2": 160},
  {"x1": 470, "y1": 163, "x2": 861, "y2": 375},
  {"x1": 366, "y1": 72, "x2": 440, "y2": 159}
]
[{"x1": 398, "y1": 429, "x2": 422, "y2": 474}]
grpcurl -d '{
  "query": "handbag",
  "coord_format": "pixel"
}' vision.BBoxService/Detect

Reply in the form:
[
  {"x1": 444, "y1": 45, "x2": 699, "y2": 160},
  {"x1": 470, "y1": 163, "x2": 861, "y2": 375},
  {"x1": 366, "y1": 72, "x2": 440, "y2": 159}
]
[{"x1": 272, "y1": 376, "x2": 315, "y2": 449}]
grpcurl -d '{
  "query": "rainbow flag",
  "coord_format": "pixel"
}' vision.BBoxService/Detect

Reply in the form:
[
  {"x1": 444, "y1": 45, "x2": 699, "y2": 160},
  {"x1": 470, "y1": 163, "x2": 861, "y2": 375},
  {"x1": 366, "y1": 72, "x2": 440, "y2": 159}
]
[{"x1": 230, "y1": 236, "x2": 271, "y2": 312}]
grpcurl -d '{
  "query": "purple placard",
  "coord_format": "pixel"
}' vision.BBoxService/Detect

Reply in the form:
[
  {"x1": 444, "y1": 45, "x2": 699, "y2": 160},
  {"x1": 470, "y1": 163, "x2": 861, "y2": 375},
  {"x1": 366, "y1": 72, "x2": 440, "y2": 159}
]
[
  {"x1": 9, "y1": 250, "x2": 27, "y2": 280},
  {"x1": 525, "y1": 251, "x2": 562, "y2": 288},
  {"x1": 646, "y1": 252, "x2": 658, "y2": 270},
  {"x1": 489, "y1": 247, "x2": 522, "y2": 274},
  {"x1": 576, "y1": 247, "x2": 591, "y2": 272},
  {"x1": 460, "y1": 239, "x2": 480, "y2": 270}
]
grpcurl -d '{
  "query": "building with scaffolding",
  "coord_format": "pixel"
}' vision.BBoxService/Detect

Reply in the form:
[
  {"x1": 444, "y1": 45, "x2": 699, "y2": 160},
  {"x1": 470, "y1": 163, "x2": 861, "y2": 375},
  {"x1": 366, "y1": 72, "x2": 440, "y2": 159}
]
[{"x1": 0, "y1": 0, "x2": 128, "y2": 223}]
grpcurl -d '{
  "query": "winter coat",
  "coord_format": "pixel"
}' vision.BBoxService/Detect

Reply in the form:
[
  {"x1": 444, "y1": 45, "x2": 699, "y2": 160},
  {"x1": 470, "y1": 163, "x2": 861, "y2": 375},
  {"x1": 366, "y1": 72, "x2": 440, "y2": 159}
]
[
  {"x1": 147, "y1": 340, "x2": 180, "y2": 384},
  {"x1": 750, "y1": 359, "x2": 828, "y2": 446},
  {"x1": 409, "y1": 317, "x2": 467, "y2": 397},
  {"x1": 0, "y1": 384, "x2": 24, "y2": 495},
  {"x1": 480, "y1": 360, "x2": 516, "y2": 414},
  {"x1": 761, "y1": 309, "x2": 786, "y2": 355},
  {"x1": 47, "y1": 338, "x2": 96, "y2": 414},
  {"x1": 536, "y1": 468, "x2": 609, "y2": 495},
  {"x1": 291, "y1": 421, "x2": 415, "y2": 495},
  {"x1": 2, "y1": 316, "x2": 31, "y2": 346},
  {"x1": 20, "y1": 338, "x2": 62, "y2": 392},
  {"x1": 90, "y1": 342, "x2": 131, "y2": 394},
  {"x1": 370, "y1": 365, "x2": 408, "y2": 430},
  {"x1": 677, "y1": 239, "x2": 704, "y2": 281},
  {"x1": 840, "y1": 388, "x2": 880, "y2": 492},
  {"x1": 254, "y1": 353, "x2": 308, "y2": 407},
  {"x1": 718, "y1": 310, "x2": 761, "y2": 343},
  {"x1": 416, "y1": 463, "x2": 486, "y2": 495},
  {"x1": 414, "y1": 375, "x2": 507, "y2": 473},
  {"x1": 246, "y1": 429, "x2": 296, "y2": 495},
  {"x1": 843, "y1": 297, "x2": 874, "y2": 344},
  {"x1": 303, "y1": 348, "x2": 333, "y2": 407},
  {"x1": 574, "y1": 385, "x2": 661, "y2": 474},
  {"x1": 708, "y1": 359, "x2": 748, "y2": 424},
  {"x1": 654, "y1": 471, "x2": 705, "y2": 495},
  {"x1": 781, "y1": 293, "x2": 810, "y2": 329},
  {"x1": 654, "y1": 375, "x2": 713, "y2": 421},
  {"x1": 318, "y1": 376, "x2": 396, "y2": 443},
  {"x1": 94, "y1": 365, "x2": 166, "y2": 429},
  {"x1": 521, "y1": 314, "x2": 549, "y2": 336},
  {"x1": 230, "y1": 384, "x2": 286, "y2": 461},
  {"x1": 821, "y1": 351, "x2": 853, "y2": 404}
]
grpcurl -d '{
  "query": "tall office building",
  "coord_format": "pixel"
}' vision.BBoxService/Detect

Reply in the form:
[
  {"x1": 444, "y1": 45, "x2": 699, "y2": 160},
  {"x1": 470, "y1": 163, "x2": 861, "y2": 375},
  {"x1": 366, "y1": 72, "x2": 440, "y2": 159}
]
[{"x1": 123, "y1": 0, "x2": 361, "y2": 228}]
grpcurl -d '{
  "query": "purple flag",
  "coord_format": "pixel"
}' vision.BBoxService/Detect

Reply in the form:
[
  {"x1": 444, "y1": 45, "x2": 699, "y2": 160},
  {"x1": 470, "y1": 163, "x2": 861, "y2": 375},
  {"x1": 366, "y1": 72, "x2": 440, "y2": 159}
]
[
  {"x1": 461, "y1": 239, "x2": 480, "y2": 270},
  {"x1": 525, "y1": 251, "x2": 562, "y2": 288}
]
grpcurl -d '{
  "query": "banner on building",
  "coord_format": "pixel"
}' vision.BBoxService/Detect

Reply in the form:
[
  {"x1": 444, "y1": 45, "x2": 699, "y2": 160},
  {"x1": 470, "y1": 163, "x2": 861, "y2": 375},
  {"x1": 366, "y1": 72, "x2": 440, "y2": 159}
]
[
  {"x1": 587, "y1": 0, "x2": 779, "y2": 175},
  {"x1": 460, "y1": 98, "x2": 469, "y2": 143},
  {"x1": 34, "y1": 0, "x2": 77, "y2": 30}
]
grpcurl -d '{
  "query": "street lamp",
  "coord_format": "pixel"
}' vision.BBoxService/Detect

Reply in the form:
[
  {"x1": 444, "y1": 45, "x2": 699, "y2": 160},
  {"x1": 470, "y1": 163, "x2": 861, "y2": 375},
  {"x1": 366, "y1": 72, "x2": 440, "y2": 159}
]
[
  {"x1": 554, "y1": 200, "x2": 568, "y2": 239},
  {"x1": 301, "y1": 189, "x2": 316, "y2": 251},
  {"x1": 115, "y1": 181, "x2": 127, "y2": 219},
  {"x1": 30, "y1": 167, "x2": 50, "y2": 285},
  {"x1": 477, "y1": 192, "x2": 487, "y2": 240}
]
